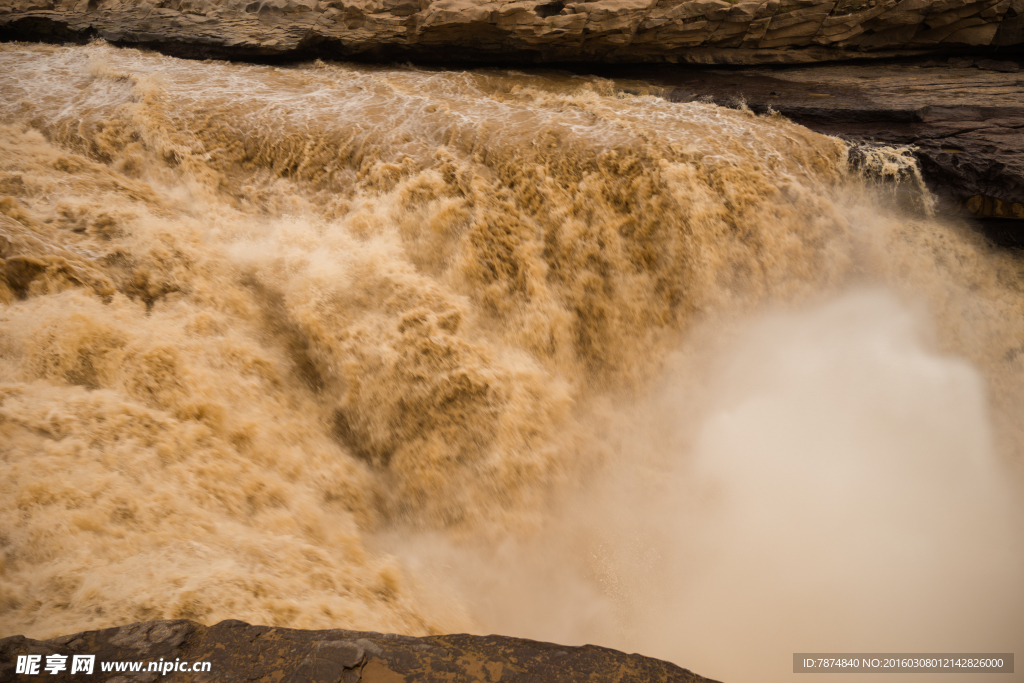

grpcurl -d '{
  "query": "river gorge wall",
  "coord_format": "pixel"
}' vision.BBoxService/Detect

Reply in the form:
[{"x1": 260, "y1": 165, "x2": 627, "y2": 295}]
[{"x1": 1, "y1": 0, "x2": 1023, "y2": 65}]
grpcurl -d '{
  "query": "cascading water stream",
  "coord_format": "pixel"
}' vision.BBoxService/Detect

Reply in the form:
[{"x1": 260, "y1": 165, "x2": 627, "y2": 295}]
[{"x1": 0, "y1": 40, "x2": 1021, "y2": 683}]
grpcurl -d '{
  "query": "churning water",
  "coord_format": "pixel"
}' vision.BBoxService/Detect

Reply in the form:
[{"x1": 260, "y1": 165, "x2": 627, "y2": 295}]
[{"x1": 0, "y1": 40, "x2": 1021, "y2": 683}]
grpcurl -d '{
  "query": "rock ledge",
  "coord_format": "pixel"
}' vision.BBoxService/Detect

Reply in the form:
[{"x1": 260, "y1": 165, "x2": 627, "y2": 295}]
[
  {"x1": 621, "y1": 58, "x2": 1023, "y2": 245},
  {"x1": 1, "y1": 619, "x2": 721, "y2": 682},
  {"x1": 1, "y1": 0, "x2": 1023, "y2": 66}
]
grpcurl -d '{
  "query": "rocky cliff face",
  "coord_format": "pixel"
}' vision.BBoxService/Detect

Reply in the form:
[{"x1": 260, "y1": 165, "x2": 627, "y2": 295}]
[
  {"x1": 0, "y1": 619, "x2": 721, "y2": 683},
  {"x1": 620, "y1": 58, "x2": 1023, "y2": 245},
  {"x1": 1, "y1": 0, "x2": 1022, "y2": 64}
]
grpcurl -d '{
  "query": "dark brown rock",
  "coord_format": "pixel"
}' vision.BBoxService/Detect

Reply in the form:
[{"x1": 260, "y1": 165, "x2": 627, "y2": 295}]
[
  {"x1": 0, "y1": 619, "x2": 722, "y2": 683},
  {"x1": 0, "y1": 0, "x2": 1022, "y2": 66},
  {"x1": 609, "y1": 58, "x2": 1023, "y2": 246},
  {"x1": 976, "y1": 57, "x2": 1021, "y2": 70}
]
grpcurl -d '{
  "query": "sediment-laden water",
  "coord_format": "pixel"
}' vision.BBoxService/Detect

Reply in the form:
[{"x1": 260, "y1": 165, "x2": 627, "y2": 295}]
[{"x1": 1, "y1": 40, "x2": 1021, "y2": 683}]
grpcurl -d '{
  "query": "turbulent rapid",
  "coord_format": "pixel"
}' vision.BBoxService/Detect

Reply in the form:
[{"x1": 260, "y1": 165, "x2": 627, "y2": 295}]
[{"x1": 1, "y1": 41, "x2": 1022, "y2": 683}]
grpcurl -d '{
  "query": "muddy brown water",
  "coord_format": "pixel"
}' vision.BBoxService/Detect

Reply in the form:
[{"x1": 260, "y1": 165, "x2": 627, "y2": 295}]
[{"x1": 1, "y1": 41, "x2": 1021, "y2": 683}]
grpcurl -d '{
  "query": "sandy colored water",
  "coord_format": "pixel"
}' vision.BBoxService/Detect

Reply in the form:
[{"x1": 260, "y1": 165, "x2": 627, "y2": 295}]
[{"x1": 0, "y1": 41, "x2": 1021, "y2": 683}]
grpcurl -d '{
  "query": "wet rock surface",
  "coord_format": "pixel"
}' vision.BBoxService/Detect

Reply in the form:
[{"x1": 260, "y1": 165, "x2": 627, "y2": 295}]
[
  {"x1": 0, "y1": 0, "x2": 1022, "y2": 65},
  {"x1": 0, "y1": 619, "x2": 722, "y2": 683},
  {"x1": 617, "y1": 57, "x2": 1023, "y2": 245}
]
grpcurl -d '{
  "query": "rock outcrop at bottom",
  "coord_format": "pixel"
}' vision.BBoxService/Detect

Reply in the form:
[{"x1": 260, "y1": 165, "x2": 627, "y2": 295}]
[
  {"x1": 0, "y1": 619, "x2": 721, "y2": 683},
  {"x1": 1, "y1": 0, "x2": 1023, "y2": 66}
]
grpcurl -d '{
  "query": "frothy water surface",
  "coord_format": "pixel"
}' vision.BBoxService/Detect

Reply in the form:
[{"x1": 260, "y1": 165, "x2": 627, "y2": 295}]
[{"x1": 0, "y1": 41, "x2": 1021, "y2": 683}]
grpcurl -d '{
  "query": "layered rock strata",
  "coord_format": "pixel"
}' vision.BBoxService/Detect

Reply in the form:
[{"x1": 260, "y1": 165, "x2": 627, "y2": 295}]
[
  {"x1": 622, "y1": 57, "x2": 1023, "y2": 245},
  {"x1": 0, "y1": 619, "x2": 721, "y2": 683},
  {"x1": 1, "y1": 0, "x2": 1022, "y2": 64}
]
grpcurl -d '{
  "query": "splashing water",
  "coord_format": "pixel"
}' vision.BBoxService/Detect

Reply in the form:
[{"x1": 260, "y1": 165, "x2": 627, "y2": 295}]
[{"x1": 0, "y1": 40, "x2": 1021, "y2": 683}]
